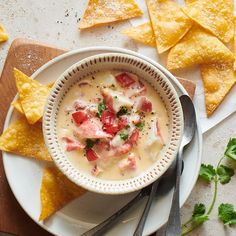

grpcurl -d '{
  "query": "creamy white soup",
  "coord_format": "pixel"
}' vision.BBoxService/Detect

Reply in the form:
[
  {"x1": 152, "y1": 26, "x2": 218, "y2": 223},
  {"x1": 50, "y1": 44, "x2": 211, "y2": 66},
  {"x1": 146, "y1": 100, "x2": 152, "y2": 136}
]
[{"x1": 57, "y1": 71, "x2": 169, "y2": 180}]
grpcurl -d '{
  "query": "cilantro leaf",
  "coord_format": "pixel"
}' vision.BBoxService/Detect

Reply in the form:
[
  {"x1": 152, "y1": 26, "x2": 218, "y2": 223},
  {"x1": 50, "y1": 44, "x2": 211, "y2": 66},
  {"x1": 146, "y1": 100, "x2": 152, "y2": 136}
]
[
  {"x1": 192, "y1": 215, "x2": 209, "y2": 226},
  {"x1": 224, "y1": 138, "x2": 236, "y2": 161},
  {"x1": 125, "y1": 124, "x2": 130, "y2": 129},
  {"x1": 217, "y1": 165, "x2": 234, "y2": 184},
  {"x1": 117, "y1": 107, "x2": 128, "y2": 117},
  {"x1": 218, "y1": 203, "x2": 236, "y2": 225},
  {"x1": 191, "y1": 203, "x2": 209, "y2": 225},
  {"x1": 86, "y1": 139, "x2": 96, "y2": 149},
  {"x1": 199, "y1": 164, "x2": 216, "y2": 182},
  {"x1": 119, "y1": 132, "x2": 129, "y2": 141},
  {"x1": 192, "y1": 203, "x2": 206, "y2": 218},
  {"x1": 135, "y1": 122, "x2": 145, "y2": 131},
  {"x1": 97, "y1": 102, "x2": 106, "y2": 118}
]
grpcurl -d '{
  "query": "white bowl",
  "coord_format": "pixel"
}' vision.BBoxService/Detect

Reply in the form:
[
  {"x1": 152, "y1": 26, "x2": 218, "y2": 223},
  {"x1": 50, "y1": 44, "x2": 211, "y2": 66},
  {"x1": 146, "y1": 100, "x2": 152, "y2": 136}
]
[{"x1": 43, "y1": 53, "x2": 183, "y2": 194}]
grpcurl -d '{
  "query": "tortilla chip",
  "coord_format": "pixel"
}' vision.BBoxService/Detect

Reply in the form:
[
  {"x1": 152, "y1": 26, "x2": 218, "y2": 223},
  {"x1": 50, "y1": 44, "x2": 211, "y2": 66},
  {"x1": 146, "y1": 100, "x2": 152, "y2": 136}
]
[
  {"x1": 167, "y1": 25, "x2": 234, "y2": 70},
  {"x1": 146, "y1": 0, "x2": 192, "y2": 53},
  {"x1": 0, "y1": 118, "x2": 52, "y2": 161},
  {"x1": 122, "y1": 22, "x2": 156, "y2": 47},
  {"x1": 201, "y1": 62, "x2": 236, "y2": 116},
  {"x1": 39, "y1": 167, "x2": 87, "y2": 221},
  {"x1": 11, "y1": 100, "x2": 24, "y2": 114},
  {"x1": 11, "y1": 81, "x2": 54, "y2": 115},
  {"x1": 234, "y1": 17, "x2": 236, "y2": 71},
  {"x1": 0, "y1": 24, "x2": 9, "y2": 42},
  {"x1": 79, "y1": 0, "x2": 142, "y2": 29},
  {"x1": 14, "y1": 68, "x2": 50, "y2": 124},
  {"x1": 47, "y1": 81, "x2": 55, "y2": 88},
  {"x1": 182, "y1": 0, "x2": 234, "y2": 43},
  {"x1": 185, "y1": 0, "x2": 197, "y2": 3}
]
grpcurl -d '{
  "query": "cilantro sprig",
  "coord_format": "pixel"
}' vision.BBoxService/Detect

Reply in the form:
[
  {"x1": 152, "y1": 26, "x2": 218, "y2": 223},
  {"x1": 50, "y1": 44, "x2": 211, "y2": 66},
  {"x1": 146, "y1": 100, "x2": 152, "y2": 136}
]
[{"x1": 182, "y1": 138, "x2": 236, "y2": 235}]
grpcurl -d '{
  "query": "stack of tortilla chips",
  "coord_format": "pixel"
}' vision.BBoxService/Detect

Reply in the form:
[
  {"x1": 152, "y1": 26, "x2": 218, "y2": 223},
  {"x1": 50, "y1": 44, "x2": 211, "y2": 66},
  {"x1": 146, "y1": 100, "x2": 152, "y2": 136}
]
[
  {"x1": 121, "y1": 0, "x2": 236, "y2": 117},
  {"x1": 0, "y1": 69, "x2": 87, "y2": 221}
]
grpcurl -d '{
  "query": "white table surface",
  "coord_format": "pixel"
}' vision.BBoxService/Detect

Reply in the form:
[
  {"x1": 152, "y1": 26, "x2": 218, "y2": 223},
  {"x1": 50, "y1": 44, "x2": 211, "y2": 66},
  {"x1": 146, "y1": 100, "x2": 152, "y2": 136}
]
[{"x1": 0, "y1": 1, "x2": 236, "y2": 235}]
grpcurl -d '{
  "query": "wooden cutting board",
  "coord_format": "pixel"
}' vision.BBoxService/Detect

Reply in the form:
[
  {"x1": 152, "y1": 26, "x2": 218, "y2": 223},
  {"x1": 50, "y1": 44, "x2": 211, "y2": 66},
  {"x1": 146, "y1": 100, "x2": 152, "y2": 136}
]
[{"x1": 0, "y1": 38, "x2": 196, "y2": 236}]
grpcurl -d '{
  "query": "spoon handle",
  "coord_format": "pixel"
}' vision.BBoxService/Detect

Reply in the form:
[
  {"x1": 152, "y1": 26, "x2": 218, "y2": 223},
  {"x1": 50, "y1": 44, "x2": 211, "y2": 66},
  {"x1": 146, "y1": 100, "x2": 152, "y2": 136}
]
[
  {"x1": 133, "y1": 180, "x2": 160, "y2": 236},
  {"x1": 81, "y1": 190, "x2": 145, "y2": 236},
  {"x1": 165, "y1": 148, "x2": 183, "y2": 236}
]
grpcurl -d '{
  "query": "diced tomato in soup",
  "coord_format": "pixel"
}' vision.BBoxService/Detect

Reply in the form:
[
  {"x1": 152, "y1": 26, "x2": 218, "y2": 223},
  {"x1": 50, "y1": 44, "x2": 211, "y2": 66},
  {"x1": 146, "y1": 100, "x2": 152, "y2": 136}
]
[{"x1": 115, "y1": 73, "x2": 136, "y2": 88}]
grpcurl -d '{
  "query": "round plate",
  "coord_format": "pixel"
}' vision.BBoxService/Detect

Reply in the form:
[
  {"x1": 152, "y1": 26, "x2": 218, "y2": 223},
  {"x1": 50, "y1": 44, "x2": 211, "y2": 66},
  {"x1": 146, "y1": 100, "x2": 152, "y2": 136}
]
[{"x1": 3, "y1": 47, "x2": 202, "y2": 236}]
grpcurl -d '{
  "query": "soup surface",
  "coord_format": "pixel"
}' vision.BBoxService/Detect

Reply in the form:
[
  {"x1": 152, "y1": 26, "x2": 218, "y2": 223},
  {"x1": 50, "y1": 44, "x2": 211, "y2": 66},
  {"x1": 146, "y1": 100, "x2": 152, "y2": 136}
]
[{"x1": 57, "y1": 70, "x2": 169, "y2": 180}]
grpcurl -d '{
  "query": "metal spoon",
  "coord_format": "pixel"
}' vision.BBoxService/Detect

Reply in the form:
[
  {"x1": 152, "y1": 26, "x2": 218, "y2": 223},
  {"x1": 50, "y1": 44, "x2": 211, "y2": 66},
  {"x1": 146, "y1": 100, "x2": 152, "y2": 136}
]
[
  {"x1": 133, "y1": 94, "x2": 195, "y2": 236},
  {"x1": 165, "y1": 95, "x2": 196, "y2": 236},
  {"x1": 81, "y1": 160, "x2": 177, "y2": 236}
]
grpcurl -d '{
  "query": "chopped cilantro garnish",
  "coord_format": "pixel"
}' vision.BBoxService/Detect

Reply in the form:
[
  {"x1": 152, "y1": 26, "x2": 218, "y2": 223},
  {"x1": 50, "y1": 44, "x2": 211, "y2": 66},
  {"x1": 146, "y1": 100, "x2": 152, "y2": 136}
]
[
  {"x1": 119, "y1": 132, "x2": 129, "y2": 141},
  {"x1": 86, "y1": 139, "x2": 96, "y2": 149},
  {"x1": 135, "y1": 122, "x2": 145, "y2": 131},
  {"x1": 125, "y1": 124, "x2": 130, "y2": 129},
  {"x1": 224, "y1": 138, "x2": 236, "y2": 161},
  {"x1": 97, "y1": 101, "x2": 106, "y2": 118},
  {"x1": 117, "y1": 107, "x2": 128, "y2": 117}
]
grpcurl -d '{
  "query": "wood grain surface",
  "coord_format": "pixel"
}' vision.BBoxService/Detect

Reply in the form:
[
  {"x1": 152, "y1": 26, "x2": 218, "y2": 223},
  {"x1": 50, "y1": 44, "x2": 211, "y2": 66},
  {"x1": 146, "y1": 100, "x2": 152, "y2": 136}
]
[{"x1": 0, "y1": 38, "x2": 195, "y2": 236}]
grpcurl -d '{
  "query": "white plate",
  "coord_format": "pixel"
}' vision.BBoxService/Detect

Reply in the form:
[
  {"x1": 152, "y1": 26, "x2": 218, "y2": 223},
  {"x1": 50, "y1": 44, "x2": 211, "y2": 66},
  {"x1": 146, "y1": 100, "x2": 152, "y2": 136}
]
[{"x1": 3, "y1": 47, "x2": 202, "y2": 236}]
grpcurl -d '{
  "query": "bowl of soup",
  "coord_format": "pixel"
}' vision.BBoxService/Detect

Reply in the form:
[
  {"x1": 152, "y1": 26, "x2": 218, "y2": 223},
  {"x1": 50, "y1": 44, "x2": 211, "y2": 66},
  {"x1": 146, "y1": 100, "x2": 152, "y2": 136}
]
[{"x1": 43, "y1": 53, "x2": 183, "y2": 194}]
